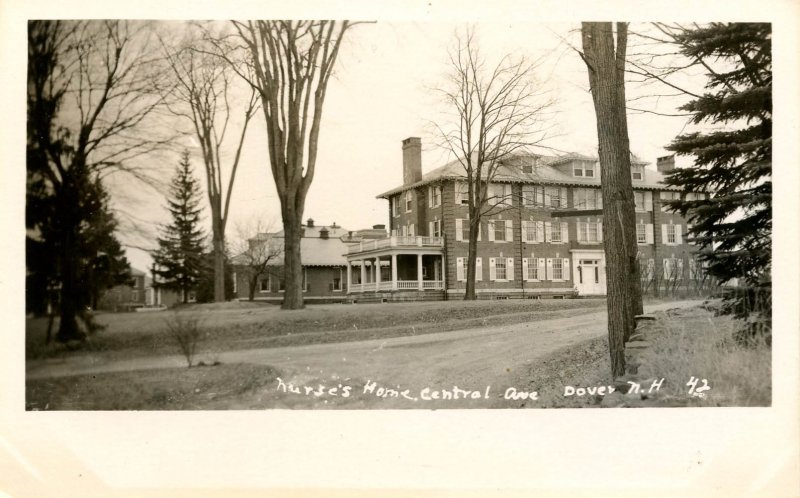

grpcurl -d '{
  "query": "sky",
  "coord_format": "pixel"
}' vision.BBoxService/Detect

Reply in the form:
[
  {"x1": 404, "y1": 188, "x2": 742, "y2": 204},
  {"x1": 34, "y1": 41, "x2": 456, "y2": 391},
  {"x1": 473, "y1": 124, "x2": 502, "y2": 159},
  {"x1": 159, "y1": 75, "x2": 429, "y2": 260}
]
[{"x1": 116, "y1": 21, "x2": 700, "y2": 272}]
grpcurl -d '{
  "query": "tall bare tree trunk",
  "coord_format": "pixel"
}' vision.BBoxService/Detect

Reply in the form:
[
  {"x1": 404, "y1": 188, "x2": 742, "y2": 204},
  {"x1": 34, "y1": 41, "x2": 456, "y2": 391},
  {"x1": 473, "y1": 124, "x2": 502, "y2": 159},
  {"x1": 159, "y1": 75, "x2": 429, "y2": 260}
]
[
  {"x1": 582, "y1": 22, "x2": 642, "y2": 377},
  {"x1": 282, "y1": 211, "x2": 304, "y2": 309},
  {"x1": 464, "y1": 217, "x2": 479, "y2": 300},
  {"x1": 212, "y1": 217, "x2": 226, "y2": 302}
]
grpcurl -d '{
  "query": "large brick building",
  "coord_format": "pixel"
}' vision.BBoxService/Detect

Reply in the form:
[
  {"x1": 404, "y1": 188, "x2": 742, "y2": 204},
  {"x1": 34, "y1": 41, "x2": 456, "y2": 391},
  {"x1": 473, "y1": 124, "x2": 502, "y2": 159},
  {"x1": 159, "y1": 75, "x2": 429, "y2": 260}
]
[{"x1": 344, "y1": 137, "x2": 705, "y2": 300}]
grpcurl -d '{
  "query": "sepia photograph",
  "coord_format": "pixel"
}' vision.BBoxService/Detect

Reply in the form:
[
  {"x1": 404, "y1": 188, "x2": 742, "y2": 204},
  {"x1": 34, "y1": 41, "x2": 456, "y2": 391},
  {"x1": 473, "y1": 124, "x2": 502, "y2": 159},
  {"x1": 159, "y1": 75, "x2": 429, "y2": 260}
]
[
  {"x1": 22, "y1": 19, "x2": 774, "y2": 411},
  {"x1": 4, "y1": 1, "x2": 799, "y2": 495}
]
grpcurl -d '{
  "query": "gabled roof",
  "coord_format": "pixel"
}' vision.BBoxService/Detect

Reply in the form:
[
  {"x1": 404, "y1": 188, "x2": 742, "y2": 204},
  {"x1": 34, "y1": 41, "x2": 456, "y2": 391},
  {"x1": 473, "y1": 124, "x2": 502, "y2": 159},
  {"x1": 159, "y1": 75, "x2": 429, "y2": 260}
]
[
  {"x1": 236, "y1": 222, "x2": 357, "y2": 268},
  {"x1": 377, "y1": 151, "x2": 673, "y2": 199}
]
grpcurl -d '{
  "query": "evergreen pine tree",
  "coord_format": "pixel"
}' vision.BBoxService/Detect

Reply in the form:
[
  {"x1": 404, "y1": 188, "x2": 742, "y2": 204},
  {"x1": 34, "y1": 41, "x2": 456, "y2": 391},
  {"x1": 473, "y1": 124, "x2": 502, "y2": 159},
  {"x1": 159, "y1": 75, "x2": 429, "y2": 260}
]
[
  {"x1": 152, "y1": 151, "x2": 206, "y2": 303},
  {"x1": 664, "y1": 23, "x2": 771, "y2": 339}
]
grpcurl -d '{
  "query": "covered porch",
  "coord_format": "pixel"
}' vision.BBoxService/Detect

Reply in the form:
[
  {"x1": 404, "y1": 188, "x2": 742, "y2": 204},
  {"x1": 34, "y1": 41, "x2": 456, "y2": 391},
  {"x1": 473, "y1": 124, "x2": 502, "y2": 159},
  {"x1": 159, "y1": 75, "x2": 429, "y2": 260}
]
[{"x1": 346, "y1": 236, "x2": 445, "y2": 293}]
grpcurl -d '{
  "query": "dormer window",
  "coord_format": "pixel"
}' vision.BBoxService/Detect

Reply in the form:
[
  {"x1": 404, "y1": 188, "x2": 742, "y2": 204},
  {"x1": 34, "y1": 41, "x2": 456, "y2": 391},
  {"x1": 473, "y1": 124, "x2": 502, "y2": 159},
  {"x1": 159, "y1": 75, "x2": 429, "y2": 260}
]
[
  {"x1": 632, "y1": 165, "x2": 644, "y2": 181},
  {"x1": 573, "y1": 161, "x2": 596, "y2": 178}
]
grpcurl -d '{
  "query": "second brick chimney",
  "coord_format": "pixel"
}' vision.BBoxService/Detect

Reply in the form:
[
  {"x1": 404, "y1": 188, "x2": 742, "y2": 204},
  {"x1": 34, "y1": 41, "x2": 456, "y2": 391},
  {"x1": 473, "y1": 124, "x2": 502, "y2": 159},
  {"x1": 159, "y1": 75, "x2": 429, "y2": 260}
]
[
  {"x1": 657, "y1": 155, "x2": 676, "y2": 174},
  {"x1": 402, "y1": 137, "x2": 422, "y2": 185}
]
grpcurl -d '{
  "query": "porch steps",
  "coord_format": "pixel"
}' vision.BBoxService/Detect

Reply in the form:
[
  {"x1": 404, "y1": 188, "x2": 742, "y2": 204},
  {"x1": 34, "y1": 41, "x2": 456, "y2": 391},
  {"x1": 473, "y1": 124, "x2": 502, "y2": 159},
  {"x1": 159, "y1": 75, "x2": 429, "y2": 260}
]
[{"x1": 345, "y1": 290, "x2": 445, "y2": 304}]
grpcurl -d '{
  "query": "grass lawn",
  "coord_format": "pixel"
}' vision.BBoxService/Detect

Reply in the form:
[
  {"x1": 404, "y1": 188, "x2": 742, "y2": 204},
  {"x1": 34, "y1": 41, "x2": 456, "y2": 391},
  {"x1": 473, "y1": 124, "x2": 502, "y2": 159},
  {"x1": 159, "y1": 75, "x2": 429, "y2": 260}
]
[
  {"x1": 516, "y1": 305, "x2": 771, "y2": 408},
  {"x1": 26, "y1": 363, "x2": 281, "y2": 410},
  {"x1": 27, "y1": 298, "x2": 608, "y2": 361}
]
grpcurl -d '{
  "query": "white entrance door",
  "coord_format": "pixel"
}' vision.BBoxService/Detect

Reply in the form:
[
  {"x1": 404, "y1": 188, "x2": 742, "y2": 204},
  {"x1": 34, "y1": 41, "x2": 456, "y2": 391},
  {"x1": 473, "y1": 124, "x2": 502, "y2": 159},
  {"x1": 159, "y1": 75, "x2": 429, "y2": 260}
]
[{"x1": 572, "y1": 252, "x2": 606, "y2": 295}]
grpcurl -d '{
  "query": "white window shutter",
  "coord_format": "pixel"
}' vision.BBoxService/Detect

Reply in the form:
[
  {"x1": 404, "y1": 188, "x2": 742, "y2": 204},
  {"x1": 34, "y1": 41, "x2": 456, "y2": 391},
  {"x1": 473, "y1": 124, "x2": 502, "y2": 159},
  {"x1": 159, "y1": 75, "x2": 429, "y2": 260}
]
[
  {"x1": 663, "y1": 259, "x2": 670, "y2": 279},
  {"x1": 597, "y1": 221, "x2": 603, "y2": 242},
  {"x1": 546, "y1": 258, "x2": 554, "y2": 281},
  {"x1": 477, "y1": 221, "x2": 482, "y2": 241},
  {"x1": 427, "y1": 187, "x2": 432, "y2": 207},
  {"x1": 677, "y1": 259, "x2": 684, "y2": 278},
  {"x1": 428, "y1": 221, "x2": 433, "y2": 237},
  {"x1": 409, "y1": 224, "x2": 415, "y2": 236},
  {"x1": 489, "y1": 258, "x2": 497, "y2": 281},
  {"x1": 645, "y1": 191, "x2": 653, "y2": 211},
  {"x1": 561, "y1": 222, "x2": 569, "y2": 243},
  {"x1": 577, "y1": 221, "x2": 585, "y2": 242},
  {"x1": 507, "y1": 258, "x2": 514, "y2": 281},
  {"x1": 538, "y1": 258, "x2": 546, "y2": 279},
  {"x1": 536, "y1": 221, "x2": 545, "y2": 242},
  {"x1": 563, "y1": 258, "x2": 570, "y2": 281},
  {"x1": 456, "y1": 257, "x2": 465, "y2": 281},
  {"x1": 487, "y1": 221, "x2": 495, "y2": 241},
  {"x1": 560, "y1": 187, "x2": 568, "y2": 208},
  {"x1": 536, "y1": 187, "x2": 544, "y2": 206},
  {"x1": 455, "y1": 219, "x2": 462, "y2": 241},
  {"x1": 597, "y1": 191, "x2": 603, "y2": 210},
  {"x1": 646, "y1": 224, "x2": 654, "y2": 244},
  {"x1": 505, "y1": 221, "x2": 513, "y2": 242},
  {"x1": 522, "y1": 258, "x2": 529, "y2": 281},
  {"x1": 476, "y1": 258, "x2": 483, "y2": 281},
  {"x1": 676, "y1": 224, "x2": 683, "y2": 245},
  {"x1": 661, "y1": 224, "x2": 668, "y2": 245},
  {"x1": 544, "y1": 222, "x2": 552, "y2": 243}
]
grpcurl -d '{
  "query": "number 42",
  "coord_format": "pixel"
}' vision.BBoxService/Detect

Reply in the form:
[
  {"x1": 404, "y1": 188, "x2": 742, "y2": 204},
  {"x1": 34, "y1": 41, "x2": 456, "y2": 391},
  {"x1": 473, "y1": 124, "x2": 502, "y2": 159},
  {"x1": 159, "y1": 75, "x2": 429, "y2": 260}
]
[{"x1": 687, "y1": 376, "x2": 711, "y2": 397}]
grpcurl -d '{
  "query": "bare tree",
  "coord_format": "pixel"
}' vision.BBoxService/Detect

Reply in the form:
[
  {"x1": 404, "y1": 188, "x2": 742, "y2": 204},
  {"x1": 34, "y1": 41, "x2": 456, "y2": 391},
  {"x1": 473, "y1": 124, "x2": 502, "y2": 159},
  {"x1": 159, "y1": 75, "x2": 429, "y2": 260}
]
[
  {"x1": 580, "y1": 22, "x2": 643, "y2": 377},
  {"x1": 162, "y1": 27, "x2": 258, "y2": 303},
  {"x1": 232, "y1": 218, "x2": 284, "y2": 301},
  {"x1": 207, "y1": 20, "x2": 353, "y2": 309},
  {"x1": 434, "y1": 28, "x2": 553, "y2": 300},
  {"x1": 27, "y1": 20, "x2": 173, "y2": 342}
]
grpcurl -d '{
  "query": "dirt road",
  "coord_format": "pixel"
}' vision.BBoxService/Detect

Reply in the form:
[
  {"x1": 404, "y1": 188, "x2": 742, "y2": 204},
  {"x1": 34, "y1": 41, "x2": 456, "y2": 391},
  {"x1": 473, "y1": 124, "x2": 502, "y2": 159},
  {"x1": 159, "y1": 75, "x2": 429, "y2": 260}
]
[{"x1": 27, "y1": 301, "x2": 700, "y2": 408}]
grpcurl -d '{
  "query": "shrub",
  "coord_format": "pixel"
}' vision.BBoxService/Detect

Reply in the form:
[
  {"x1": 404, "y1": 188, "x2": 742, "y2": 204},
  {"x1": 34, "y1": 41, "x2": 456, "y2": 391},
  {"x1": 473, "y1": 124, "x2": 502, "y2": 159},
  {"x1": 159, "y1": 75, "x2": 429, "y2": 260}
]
[{"x1": 165, "y1": 314, "x2": 203, "y2": 367}]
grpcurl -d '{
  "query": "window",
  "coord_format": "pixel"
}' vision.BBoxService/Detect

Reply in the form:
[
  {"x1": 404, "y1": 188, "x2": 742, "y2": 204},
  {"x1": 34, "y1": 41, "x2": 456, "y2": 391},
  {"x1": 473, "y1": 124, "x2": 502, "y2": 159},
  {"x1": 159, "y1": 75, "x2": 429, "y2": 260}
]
[
  {"x1": 429, "y1": 219, "x2": 441, "y2": 238},
  {"x1": 407, "y1": 223, "x2": 415, "y2": 237},
  {"x1": 632, "y1": 165, "x2": 644, "y2": 181},
  {"x1": 489, "y1": 183, "x2": 512, "y2": 206},
  {"x1": 685, "y1": 192, "x2": 705, "y2": 202},
  {"x1": 260, "y1": 277, "x2": 270, "y2": 292},
  {"x1": 429, "y1": 186, "x2": 442, "y2": 208},
  {"x1": 523, "y1": 220, "x2": 539, "y2": 243},
  {"x1": 666, "y1": 224, "x2": 676, "y2": 244},
  {"x1": 636, "y1": 223, "x2": 647, "y2": 244},
  {"x1": 522, "y1": 164, "x2": 533, "y2": 174},
  {"x1": 456, "y1": 182, "x2": 469, "y2": 205},
  {"x1": 552, "y1": 259, "x2": 563, "y2": 280},
  {"x1": 634, "y1": 191, "x2": 648, "y2": 212},
  {"x1": 495, "y1": 258, "x2": 507, "y2": 280},
  {"x1": 461, "y1": 219, "x2": 470, "y2": 241},
  {"x1": 525, "y1": 258, "x2": 540, "y2": 280},
  {"x1": 574, "y1": 188, "x2": 601, "y2": 210},
  {"x1": 489, "y1": 220, "x2": 511, "y2": 242},
  {"x1": 573, "y1": 162, "x2": 596, "y2": 178},
  {"x1": 494, "y1": 220, "x2": 506, "y2": 241},
  {"x1": 331, "y1": 269, "x2": 343, "y2": 291},
  {"x1": 392, "y1": 196, "x2": 400, "y2": 217},
  {"x1": 577, "y1": 220, "x2": 601, "y2": 243},
  {"x1": 660, "y1": 191, "x2": 680, "y2": 212},
  {"x1": 522, "y1": 186, "x2": 536, "y2": 206},
  {"x1": 405, "y1": 190, "x2": 413, "y2": 212},
  {"x1": 550, "y1": 223, "x2": 562, "y2": 243},
  {"x1": 544, "y1": 187, "x2": 561, "y2": 208}
]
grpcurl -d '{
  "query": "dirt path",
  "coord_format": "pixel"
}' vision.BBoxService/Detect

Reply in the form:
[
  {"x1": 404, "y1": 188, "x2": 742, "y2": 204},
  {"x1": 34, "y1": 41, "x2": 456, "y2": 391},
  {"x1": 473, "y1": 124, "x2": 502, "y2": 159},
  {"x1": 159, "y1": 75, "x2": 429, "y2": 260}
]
[{"x1": 27, "y1": 301, "x2": 700, "y2": 408}]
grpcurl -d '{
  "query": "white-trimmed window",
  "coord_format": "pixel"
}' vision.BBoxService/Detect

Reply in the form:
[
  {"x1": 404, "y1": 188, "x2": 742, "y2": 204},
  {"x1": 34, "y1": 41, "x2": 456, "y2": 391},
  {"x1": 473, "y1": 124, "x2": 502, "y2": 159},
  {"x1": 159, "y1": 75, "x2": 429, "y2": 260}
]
[
  {"x1": 666, "y1": 224, "x2": 676, "y2": 244},
  {"x1": 552, "y1": 258, "x2": 563, "y2": 280},
  {"x1": 544, "y1": 187, "x2": 566, "y2": 208},
  {"x1": 455, "y1": 218, "x2": 481, "y2": 242},
  {"x1": 641, "y1": 258, "x2": 655, "y2": 281},
  {"x1": 634, "y1": 191, "x2": 653, "y2": 212},
  {"x1": 405, "y1": 190, "x2": 413, "y2": 212},
  {"x1": 331, "y1": 269, "x2": 344, "y2": 292},
  {"x1": 523, "y1": 257, "x2": 542, "y2": 281},
  {"x1": 488, "y1": 219, "x2": 512, "y2": 242},
  {"x1": 573, "y1": 161, "x2": 596, "y2": 178},
  {"x1": 636, "y1": 223, "x2": 647, "y2": 244},
  {"x1": 392, "y1": 196, "x2": 400, "y2": 217},
  {"x1": 495, "y1": 258, "x2": 507, "y2": 280},
  {"x1": 428, "y1": 185, "x2": 442, "y2": 208},
  {"x1": 429, "y1": 219, "x2": 441, "y2": 238},
  {"x1": 546, "y1": 222, "x2": 568, "y2": 244},
  {"x1": 522, "y1": 220, "x2": 542, "y2": 243},
  {"x1": 577, "y1": 219, "x2": 602, "y2": 243},
  {"x1": 458, "y1": 257, "x2": 483, "y2": 281},
  {"x1": 573, "y1": 188, "x2": 602, "y2": 210},
  {"x1": 522, "y1": 186, "x2": 537, "y2": 206},
  {"x1": 456, "y1": 182, "x2": 470, "y2": 205},
  {"x1": 489, "y1": 183, "x2": 512, "y2": 206},
  {"x1": 660, "y1": 191, "x2": 680, "y2": 212},
  {"x1": 685, "y1": 192, "x2": 706, "y2": 202},
  {"x1": 260, "y1": 276, "x2": 270, "y2": 293},
  {"x1": 632, "y1": 165, "x2": 644, "y2": 181},
  {"x1": 407, "y1": 223, "x2": 415, "y2": 237}
]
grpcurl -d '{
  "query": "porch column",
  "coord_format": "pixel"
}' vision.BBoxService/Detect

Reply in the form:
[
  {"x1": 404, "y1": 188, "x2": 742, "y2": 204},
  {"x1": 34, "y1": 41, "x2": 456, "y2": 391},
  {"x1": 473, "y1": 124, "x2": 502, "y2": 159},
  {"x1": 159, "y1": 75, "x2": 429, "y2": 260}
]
[
  {"x1": 346, "y1": 261, "x2": 351, "y2": 293},
  {"x1": 417, "y1": 253, "x2": 424, "y2": 290},
  {"x1": 375, "y1": 256, "x2": 382, "y2": 289},
  {"x1": 360, "y1": 260, "x2": 366, "y2": 291},
  {"x1": 391, "y1": 254, "x2": 398, "y2": 290}
]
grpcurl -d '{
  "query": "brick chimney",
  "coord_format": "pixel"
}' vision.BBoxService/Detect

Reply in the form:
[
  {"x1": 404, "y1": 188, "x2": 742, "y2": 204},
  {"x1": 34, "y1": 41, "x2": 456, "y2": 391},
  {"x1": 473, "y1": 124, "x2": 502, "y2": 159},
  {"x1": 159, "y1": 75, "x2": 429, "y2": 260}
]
[
  {"x1": 402, "y1": 137, "x2": 422, "y2": 185},
  {"x1": 319, "y1": 227, "x2": 329, "y2": 239},
  {"x1": 306, "y1": 218, "x2": 315, "y2": 227},
  {"x1": 657, "y1": 155, "x2": 675, "y2": 174}
]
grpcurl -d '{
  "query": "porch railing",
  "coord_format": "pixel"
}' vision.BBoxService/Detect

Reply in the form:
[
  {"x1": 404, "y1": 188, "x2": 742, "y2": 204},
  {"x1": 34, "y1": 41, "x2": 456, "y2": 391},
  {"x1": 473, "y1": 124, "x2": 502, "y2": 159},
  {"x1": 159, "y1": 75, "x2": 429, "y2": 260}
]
[
  {"x1": 348, "y1": 280, "x2": 444, "y2": 293},
  {"x1": 347, "y1": 236, "x2": 444, "y2": 254}
]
